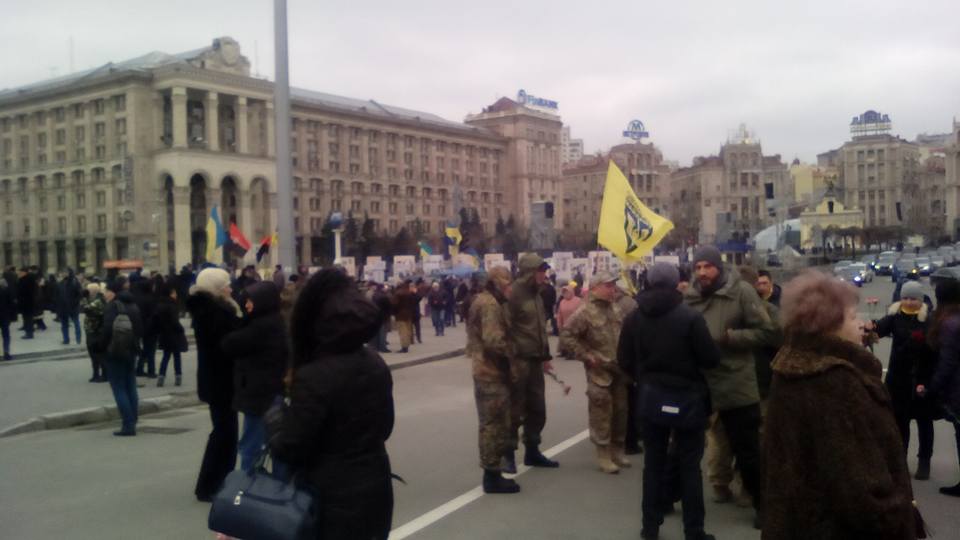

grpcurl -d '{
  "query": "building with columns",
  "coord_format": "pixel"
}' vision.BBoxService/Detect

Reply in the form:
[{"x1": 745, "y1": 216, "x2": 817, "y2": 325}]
[{"x1": 0, "y1": 37, "x2": 514, "y2": 273}]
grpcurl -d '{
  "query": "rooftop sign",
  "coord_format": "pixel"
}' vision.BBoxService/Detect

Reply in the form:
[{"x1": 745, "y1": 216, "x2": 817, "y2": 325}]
[
  {"x1": 517, "y1": 89, "x2": 558, "y2": 110},
  {"x1": 850, "y1": 110, "x2": 892, "y2": 135},
  {"x1": 622, "y1": 119, "x2": 649, "y2": 140}
]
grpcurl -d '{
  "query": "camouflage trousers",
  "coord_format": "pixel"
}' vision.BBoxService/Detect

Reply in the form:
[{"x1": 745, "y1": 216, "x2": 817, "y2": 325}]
[
  {"x1": 474, "y1": 378, "x2": 511, "y2": 470},
  {"x1": 508, "y1": 359, "x2": 546, "y2": 449},
  {"x1": 586, "y1": 379, "x2": 628, "y2": 447}
]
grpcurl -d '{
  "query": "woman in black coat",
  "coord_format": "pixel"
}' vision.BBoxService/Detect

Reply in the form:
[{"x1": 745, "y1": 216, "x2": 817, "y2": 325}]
[
  {"x1": 929, "y1": 280, "x2": 960, "y2": 497},
  {"x1": 869, "y1": 282, "x2": 939, "y2": 480},
  {"x1": 154, "y1": 282, "x2": 187, "y2": 387},
  {"x1": 221, "y1": 281, "x2": 289, "y2": 472},
  {"x1": 186, "y1": 268, "x2": 243, "y2": 502},
  {"x1": 269, "y1": 269, "x2": 395, "y2": 540}
]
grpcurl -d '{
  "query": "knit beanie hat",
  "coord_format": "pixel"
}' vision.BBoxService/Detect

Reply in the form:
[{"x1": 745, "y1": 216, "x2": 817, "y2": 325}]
[
  {"x1": 647, "y1": 262, "x2": 680, "y2": 290},
  {"x1": 693, "y1": 245, "x2": 723, "y2": 269},
  {"x1": 194, "y1": 268, "x2": 232, "y2": 296},
  {"x1": 901, "y1": 280, "x2": 923, "y2": 301}
]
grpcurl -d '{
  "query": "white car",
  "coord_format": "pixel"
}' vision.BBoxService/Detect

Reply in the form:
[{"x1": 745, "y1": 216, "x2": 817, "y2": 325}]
[{"x1": 847, "y1": 263, "x2": 874, "y2": 283}]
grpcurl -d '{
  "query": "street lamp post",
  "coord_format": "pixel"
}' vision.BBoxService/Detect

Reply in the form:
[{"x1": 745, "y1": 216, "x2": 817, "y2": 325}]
[{"x1": 273, "y1": 0, "x2": 295, "y2": 270}]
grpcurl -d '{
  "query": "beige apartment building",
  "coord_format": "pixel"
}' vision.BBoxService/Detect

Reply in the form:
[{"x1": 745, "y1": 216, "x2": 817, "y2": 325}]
[
  {"x1": 834, "y1": 133, "x2": 921, "y2": 230},
  {"x1": 670, "y1": 126, "x2": 790, "y2": 245},
  {"x1": 946, "y1": 120, "x2": 960, "y2": 239},
  {"x1": 559, "y1": 141, "x2": 670, "y2": 247},
  {"x1": 465, "y1": 97, "x2": 563, "y2": 228},
  {"x1": 0, "y1": 37, "x2": 516, "y2": 273}
]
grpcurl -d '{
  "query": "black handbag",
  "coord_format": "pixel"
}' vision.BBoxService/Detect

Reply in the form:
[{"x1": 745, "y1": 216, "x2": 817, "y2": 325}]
[
  {"x1": 208, "y1": 460, "x2": 318, "y2": 540},
  {"x1": 637, "y1": 381, "x2": 708, "y2": 430}
]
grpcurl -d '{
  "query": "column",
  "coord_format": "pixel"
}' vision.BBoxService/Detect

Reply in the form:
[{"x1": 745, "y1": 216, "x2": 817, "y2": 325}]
[
  {"x1": 152, "y1": 93, "x2": 164, "y2": 149},
  {"x1": 238, "y1": 189, "x2": 255, "y2": 265},
  {"x1": 171, "y1": 186, "x2": 192, "y2": 270},
  {"x1": 236, "y1": 97, "x2": 249, "y2": 154},
  {"x1": 205, "y1": 91, "x2": 219, "y2": 152},
  {"x1": 268, "y1": 192, "x2": 279, "y2": 267},
  {"x1": 171, "y1": 87, "x2": 188, "y2": 148},
  {"x1": 265, "y1": 102, "x2": 276, "y2": 157}
]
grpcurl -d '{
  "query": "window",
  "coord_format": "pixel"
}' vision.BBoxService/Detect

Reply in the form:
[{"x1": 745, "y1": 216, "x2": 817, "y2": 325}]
[
  {"x1": 39, "y1": 196, "x2": 47, "y2": 212},
  {"x1": 40, "y1": 218, "x2": 48, "y2": 235},
  {"x1": 94, "y1": 99, "x2": 105, "y2": 115},
  {"x1": 389, "y1": 202, "x2": 398, "y2": 215},
  {"x1": 77, "y1": 216, "x2": 86, "y2": 233},
  {"x1": 115, "y1": 119, "x2": 126, "y2": 135},
  {"x1": 327, "y1": 124, "x2": 339, "y2": 137},
  {"x1": 96, "y1": 191, "x2": 106, "y2": 207},
  {"x1": 95, "y1": 145, "x2": 105, "y2": 160},
  {"x1": 371, "y1": 201, "x2": 381, "y2": 213},
  {"x1": 349, "y1": 163, "x2": 360, "y2": 174},
  {"x1": 75, "y1": 147, "x2": 85, "y2": 161},
  {"x1": 37, "y1": 133, "x2": 47, "y2": 148},
  {"x1": 97, "y1": 214, "x2": 107, "y2": 232},
  {"x1": 113, "y1": 95, "x2": 126, "y2": 112},
  {"x1": 57, "y1": 195, "x2": 65, "y2": 210},
  {"x1": 76, "y1": 192, "x2": 85, "y2": 208},
  {"x1": 94, "y1": 123, "x2": 105, "y2": 139},
  {"x1": 73, "y1": 104, "x2": 84, "y2": 118}
]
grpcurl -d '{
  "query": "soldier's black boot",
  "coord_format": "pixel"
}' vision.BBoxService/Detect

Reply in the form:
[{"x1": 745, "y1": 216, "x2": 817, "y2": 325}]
[
  {"x1": 482, "y1": 470, "x2": 520, "y2": 494},
  {"x1": 524, "y1": 445, "x2": 559, "y2": 468},
  {"x1": 502, "y1": 451, "x2": 517, "y2": 474}
]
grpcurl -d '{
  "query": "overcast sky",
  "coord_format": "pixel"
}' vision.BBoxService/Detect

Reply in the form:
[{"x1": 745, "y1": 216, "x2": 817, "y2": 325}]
[{"x1": 2, "y1": 0, "x2": 958, "y2": 165}]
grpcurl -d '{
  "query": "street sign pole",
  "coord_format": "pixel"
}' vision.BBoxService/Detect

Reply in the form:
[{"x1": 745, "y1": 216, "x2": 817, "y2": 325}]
[{"x1": 274, "y1": 0, "x2": 295, "y2": 270}]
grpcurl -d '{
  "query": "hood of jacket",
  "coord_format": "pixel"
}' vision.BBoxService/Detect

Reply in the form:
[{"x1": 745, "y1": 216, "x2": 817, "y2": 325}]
[
  {"x1": 243, "y1": 281, "x2": 281, "y2": 319},
  {"x1": 299, "y1": 287, "x2": 381, "y2": 361},
  {"x1": 887, "y1": 300, "x2": 928, "y2": 322},
  {"x1": 637, "y1": 287, "x2": 683, "y2": 317},
  {"x1": 115, "y1": 290, "x2": 137, "y2": 305}
]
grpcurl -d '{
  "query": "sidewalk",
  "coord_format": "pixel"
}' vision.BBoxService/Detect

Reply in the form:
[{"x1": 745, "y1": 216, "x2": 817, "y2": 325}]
[{"x1": 0, "y1": 321, "x2": 468, "y2": 437}]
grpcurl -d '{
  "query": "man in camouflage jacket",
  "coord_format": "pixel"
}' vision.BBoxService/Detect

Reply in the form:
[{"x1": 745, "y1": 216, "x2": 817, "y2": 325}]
[
  {"x1": 560, "y1": 270, "x2": 630, "y2": 473},
  {"x1": 466, "y1": 267, "x2": 520, "y2": 494},
  {"x1": 81, "y1": 283, "x2": 108, "y2": 382}
]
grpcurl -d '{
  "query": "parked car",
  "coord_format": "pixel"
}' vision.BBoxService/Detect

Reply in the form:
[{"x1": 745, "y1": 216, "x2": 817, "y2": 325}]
[
  {"x1": 893, "y1": 258, "x2": 919, "y2": 282},
  {"x1": 875, "y1": 255, "x2": 898, "y2": 275},
  {"x1": 848, "y1": 262, "x2": 874, "y2": 283},
  {"x1": 833, "y1": 260, "x2": 853, "y2": 275},
  {"x1": 860, "y1": 254, "x2": 877, "y2": 271},
  {"x1": 915, "y1": 257, "x2": 933, "y2": 276},
  {"x1": 930, "y1": 255, "x2": 946, "y2": 272},
  {"x1": 838, "y1": 266, "x2": 866, "y2": 287}
]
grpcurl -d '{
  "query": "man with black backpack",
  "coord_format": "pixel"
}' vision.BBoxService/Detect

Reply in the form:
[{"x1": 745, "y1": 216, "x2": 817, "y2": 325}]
[{"x1": 101, "y1": 277, "x2": 144, "y2": 436}]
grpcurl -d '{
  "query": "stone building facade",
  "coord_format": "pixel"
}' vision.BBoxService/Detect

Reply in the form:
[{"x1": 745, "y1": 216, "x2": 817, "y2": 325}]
[
  {"x1": 0, "y1": 38, "x2": 514, "y2": 273},
  {"x1": 834, "y1": 133, "x2": 921, "y2": 230},
  {"x1": 946, "y1": 120, "x2": 960, "y2": 239},
  {"x1": 669, "y1": 126, "x2": 790, "y2": 245}
]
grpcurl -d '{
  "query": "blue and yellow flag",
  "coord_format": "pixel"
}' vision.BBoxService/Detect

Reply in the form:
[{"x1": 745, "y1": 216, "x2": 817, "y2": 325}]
[
  {"x1": 205, "y1": 205, "x2": 226, "y2": 261},
  {"x1": 418, "y1": 241, "x2": 433, "y2": 259},
  {"x1": 445, "y1": 225, "x2": 462, "y2": 257},
  {"x1": 597, "y1": 161, "x2": 673, "y2": 262}
]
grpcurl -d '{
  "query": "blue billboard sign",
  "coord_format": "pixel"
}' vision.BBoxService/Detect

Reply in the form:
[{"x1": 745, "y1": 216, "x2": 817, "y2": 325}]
[
  {"x1": 622, "y1": 119, "x2": 650, "y2": 140},
  {"x1": 517, "y1": 89, "x2": 558, "y2": 110}
]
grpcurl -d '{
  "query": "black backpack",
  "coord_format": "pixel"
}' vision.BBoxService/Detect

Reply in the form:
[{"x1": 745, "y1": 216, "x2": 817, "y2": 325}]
[{"x1": 108, "y1": 302, "x2": 137, "y2": 357}]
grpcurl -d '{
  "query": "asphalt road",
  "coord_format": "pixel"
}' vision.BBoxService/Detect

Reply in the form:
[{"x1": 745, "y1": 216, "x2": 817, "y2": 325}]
[{"x1": 1, "y1": 276, "x2": 958, "y2": 539}]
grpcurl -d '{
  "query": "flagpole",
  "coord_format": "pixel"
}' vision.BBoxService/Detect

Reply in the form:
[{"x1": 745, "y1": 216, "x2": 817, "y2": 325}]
[{"x1": 273, "y1": 0, "x2": 295, "y2": 270}]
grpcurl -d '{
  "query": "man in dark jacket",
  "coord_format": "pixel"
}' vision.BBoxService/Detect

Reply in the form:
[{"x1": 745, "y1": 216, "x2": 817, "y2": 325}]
[
  {"x1": 507, "y1": 253, "x2": 558, "y2": 468},
  {"x1": 101, "y1": 277, "x2": 144, "y2": 436},
  {"x1": 222, "y1": 281, "x2": 289, "y2": 472},
  {"x1": 540, "y1": 280, "x2": 559, "y2": 336},
  {"x1": 0, "y1": 273, "x2": 15, "y2": 360},
  {"x1": 684, "y1": 246, "x2": 774, "y2": 527},
  {"x1": 619, "y1": 263, "x2": 721, "y2": 540},
  {"x1": 132, "y1": 279, "x2": 159, "y2": 378},
  {"x1": 56, "y1": 269, "x2": 83, "y2": 345},
  {"x1": 16, "y1": 267, "x2": 37, "y2": 339}
]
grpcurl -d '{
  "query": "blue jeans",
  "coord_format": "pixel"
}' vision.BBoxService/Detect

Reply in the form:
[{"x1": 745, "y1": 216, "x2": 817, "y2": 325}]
[
  {"x1": 444, "y1": 306, "x2": 456, "y2": 327},
  {"x1": 238, "y1": 413, "x2": 267, "y2": 473},
  {"x1": 105, "y1": 357, "x2": 139, "y2": 432},
  {"x1": 158, "y1": 349, "x2": 182, "y2": 376},
  {"x1": 60, "y1": 313, "x2": 81, "y2": 344},
  {"x1": 431, "y1": 309, "x2": 444, "y2": 335}
]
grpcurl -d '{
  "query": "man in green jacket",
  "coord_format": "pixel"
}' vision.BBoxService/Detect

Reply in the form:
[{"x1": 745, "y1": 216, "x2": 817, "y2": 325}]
[
  {"x1": 684, "y1": 246, "x2": 774, "y2": 529},
  {"x1": 506, "y1": 253, "x2": 559, "y2": 470}
]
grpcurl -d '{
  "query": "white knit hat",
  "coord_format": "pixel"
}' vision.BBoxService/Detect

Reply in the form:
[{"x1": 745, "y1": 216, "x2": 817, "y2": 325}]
[{"x1": 194, "y1": 268, "x2": 232, "y2": 296}]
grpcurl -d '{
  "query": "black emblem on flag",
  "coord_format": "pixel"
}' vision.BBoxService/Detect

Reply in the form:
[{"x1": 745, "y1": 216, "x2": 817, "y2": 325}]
[{"x1": 624, "y1": 202, "x2": 653, "y2": 253}]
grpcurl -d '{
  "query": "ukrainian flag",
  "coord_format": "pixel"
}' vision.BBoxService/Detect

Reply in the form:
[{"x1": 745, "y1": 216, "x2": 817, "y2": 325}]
[
  {"x1": 597, "y1": 161, "x2": 673, "y2": 262},
  {"x1": 445, "y1": 225, "x2": 462, "y2": 256},
  {"x1": 418, "y1": 241, "x2": 433, "y2": 259},
  {"x1": 205, "y1": 205, "x2": 226, "y2": 261}
]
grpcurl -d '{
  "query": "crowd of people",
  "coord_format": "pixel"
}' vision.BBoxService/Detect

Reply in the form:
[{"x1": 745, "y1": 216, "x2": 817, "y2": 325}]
[{"x1": 5, "y1": 244, "x2": 960, "y2": 539}]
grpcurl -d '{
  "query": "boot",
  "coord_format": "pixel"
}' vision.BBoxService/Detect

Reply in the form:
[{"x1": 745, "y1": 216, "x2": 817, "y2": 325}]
[
  {"x1": 940, "y1": 482, "x2": 960, "y2": 497},
  {"x1": 482, "y1": 470, "x2": 520, "y2": 494},
  {"x1": 595, "y1": 445, "x2": 620, "y2": 474},
  {"x1": 156, "y1": 376, "x2": 165, "y2": 388},
  {"x1": 175, "y1": 375, "x2": 182, "y2": 386},
  {"x1": 611, "y1": 445, "x2": 632, "y2": 468},
  {"x1": 915, "y1": 458, "x2": 931, "y2": 480},
  {"x1": 713, "y1": 485, "x2": 734, "y2": 503},
  {"x1": 501, "y1": 451, "x2": 517, "y2": 474},
  {"x1": 524, "y1": 445, "x2": 559, "y2": 468}
]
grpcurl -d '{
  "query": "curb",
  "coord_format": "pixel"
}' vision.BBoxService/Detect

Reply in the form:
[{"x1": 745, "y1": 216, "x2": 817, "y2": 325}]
[
  {"x1": 1, "y1": 336, "x2": 199, "y2": 367},
  {"x1": 0, "y1": 348, "x2": 465, "y2": 439}
]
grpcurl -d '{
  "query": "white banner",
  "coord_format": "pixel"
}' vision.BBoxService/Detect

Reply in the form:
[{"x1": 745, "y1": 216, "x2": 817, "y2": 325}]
[
  {"x1": 338, "y1": 257, "x2": 357, "y2": 278},
  {"x1": 393, "y1": 255, "x2": 417, "y2": 279},
  {"x1": 483, "y1": 253, "x2": 503, "y2": 271},
  {"x1": 423, "y1": 255, "x2": 445, "y2": 276},
  {"x1": 587, "y1": 251, "x2": 613, "y2": 276},
  {"x1": 570, "y1": 258, "x2": 590, "y2": 286},
  {"x1": 552, "y1": 251, "x2": 574, "y2": 282},
  {"x1": 456, "y1": 253, "x2": 480, "y2": 270}
]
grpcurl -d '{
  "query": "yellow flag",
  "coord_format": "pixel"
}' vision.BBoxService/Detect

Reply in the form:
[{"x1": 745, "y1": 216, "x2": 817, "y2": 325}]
[{"x1": 597, "y1": 161, "x2": 674, "y2": 262}]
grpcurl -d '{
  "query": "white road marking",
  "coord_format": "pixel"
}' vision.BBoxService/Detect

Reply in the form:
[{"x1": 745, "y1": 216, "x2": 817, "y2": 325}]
[{"x1": 389, "y1": 429, "x2": 590, "y2": 539}]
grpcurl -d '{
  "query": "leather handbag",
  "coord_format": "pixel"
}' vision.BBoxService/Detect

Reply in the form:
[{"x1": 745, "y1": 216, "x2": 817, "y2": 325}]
[
  {"x1": 637, "y1": 381, "x2": 708, "y2": 430},
  {"x1": 208, "y1": 462, "x2": 318, "y2": 540}
]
